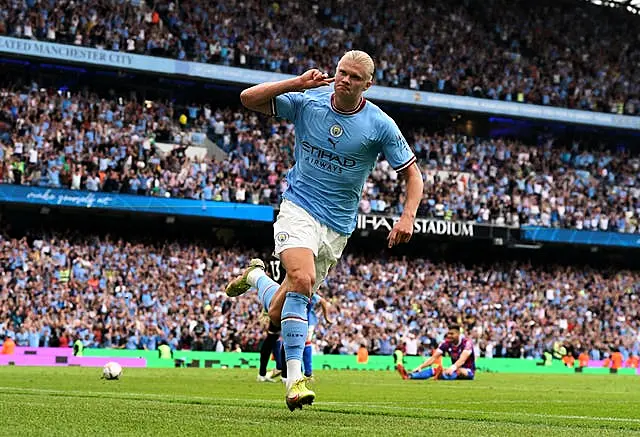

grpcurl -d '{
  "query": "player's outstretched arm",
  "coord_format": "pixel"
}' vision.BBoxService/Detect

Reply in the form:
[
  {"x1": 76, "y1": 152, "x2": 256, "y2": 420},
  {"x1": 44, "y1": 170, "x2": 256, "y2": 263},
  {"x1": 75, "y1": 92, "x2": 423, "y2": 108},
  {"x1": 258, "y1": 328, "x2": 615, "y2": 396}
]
[
  {"x1": 240, "y1": 69, "x2": 335, "y2": 115},
  {"x1": 319, "y1": 296, "x2": 334, "y2": 324},
  {"x1": 412, "y1": 349, "x2": 442, "y2": 373},
  {"x1": 388, "y1": 163, "x2": 424, "y2": 248}
]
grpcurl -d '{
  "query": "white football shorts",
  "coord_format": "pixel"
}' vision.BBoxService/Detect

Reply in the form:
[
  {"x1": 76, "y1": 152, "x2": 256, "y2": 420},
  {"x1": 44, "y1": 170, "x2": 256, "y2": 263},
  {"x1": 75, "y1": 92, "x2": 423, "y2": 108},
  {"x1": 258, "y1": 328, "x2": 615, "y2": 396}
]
[{"x1": 273, "y1": 199, "x2": 348, "y2": 292}]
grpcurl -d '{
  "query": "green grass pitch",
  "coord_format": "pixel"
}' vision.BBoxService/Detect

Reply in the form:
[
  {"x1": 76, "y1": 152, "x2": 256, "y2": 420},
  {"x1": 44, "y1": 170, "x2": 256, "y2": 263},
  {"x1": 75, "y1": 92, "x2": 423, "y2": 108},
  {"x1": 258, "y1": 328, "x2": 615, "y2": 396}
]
[{"x1": 1, "y1": 367, "x2": 639, "y2": 436}]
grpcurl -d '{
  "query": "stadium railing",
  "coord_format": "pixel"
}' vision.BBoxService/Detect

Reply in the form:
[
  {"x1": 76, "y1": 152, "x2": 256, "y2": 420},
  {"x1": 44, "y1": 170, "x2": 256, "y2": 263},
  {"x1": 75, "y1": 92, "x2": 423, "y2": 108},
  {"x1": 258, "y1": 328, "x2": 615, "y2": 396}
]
[
  {"x1": 0, "y1": 184, "x2": 274, "y2": 222},
  {"x1": 521, "y1": 226, "x2": 640, "y2": 249},
  {"x1": 2, "y1": 185, "x2": 637, "y2": 249}
]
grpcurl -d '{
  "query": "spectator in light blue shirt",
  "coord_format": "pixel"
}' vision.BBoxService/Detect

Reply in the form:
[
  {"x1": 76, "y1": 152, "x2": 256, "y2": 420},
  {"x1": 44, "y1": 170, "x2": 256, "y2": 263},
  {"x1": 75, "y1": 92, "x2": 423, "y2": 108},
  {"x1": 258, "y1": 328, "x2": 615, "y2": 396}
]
[
  {"x1": 15, "y1": 328, "x2": 29, "y2": 346},
  {"x1": 126, "y1": 332, "x2": 140, "y2": 350},
  {"x1": 48, "y1": 167, "x2": 61, "y2": 187},
  {"x1": 27, "y1": 328, "x2": 41, "y2": 348}
]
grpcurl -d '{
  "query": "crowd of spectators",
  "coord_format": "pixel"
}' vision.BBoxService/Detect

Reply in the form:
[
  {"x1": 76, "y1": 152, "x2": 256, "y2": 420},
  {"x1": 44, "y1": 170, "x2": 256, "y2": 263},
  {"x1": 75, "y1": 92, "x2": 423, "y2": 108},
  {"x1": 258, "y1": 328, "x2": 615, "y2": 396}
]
[
  {"x1": 0, "y1": 0, "x2": 638, "y2": 114},
  {"x1": 0, "y1": 85, "x2": 637, "y2": 233},
  {"x1": 0, "y1": 230, "x2": 638, "y2": 362},
  {"x1": 0, "y1": 0, "x2": 638, "y2": 373},
  {"x1": 384, "y1": 132, "x2": 640, "y2": 233},
  {"x1": 0, "y1": 83, "x2": 293, "y2": 204}
]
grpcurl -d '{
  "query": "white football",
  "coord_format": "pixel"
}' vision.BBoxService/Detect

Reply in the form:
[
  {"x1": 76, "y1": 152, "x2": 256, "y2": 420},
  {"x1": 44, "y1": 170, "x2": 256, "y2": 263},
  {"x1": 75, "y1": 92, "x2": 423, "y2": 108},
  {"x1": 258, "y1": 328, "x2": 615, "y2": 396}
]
[{"x1": 103, "y1": 361, "x2": 123, "y2": 380}]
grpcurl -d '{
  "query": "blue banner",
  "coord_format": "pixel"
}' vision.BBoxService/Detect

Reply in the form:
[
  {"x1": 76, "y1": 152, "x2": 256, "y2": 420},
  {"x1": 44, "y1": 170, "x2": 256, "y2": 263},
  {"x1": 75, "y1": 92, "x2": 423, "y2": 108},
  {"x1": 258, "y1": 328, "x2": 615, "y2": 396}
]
[
  {"x1": 521, "y1": 226, "x2": 640, "y2": 248},
  {"x1": 0, "y1": 185, "x2": 274, "y2": 222},
  {"x1": 0, "y1": 36, "x2": 638, "y2": 131}
]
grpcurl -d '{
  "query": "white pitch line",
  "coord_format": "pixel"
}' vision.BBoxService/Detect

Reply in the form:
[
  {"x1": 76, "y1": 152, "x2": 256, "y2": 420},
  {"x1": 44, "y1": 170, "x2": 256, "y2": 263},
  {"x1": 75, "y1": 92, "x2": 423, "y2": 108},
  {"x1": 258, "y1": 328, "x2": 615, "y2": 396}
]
[
  {"x1": 348, "y1": 381, "x2": 640, "y2": 395},
  {"x1": 2, "y1": 386, "x2": 640, "y2": 424},
  {"x1": 318, "y1": 401, "x2": 640, "y2": 423},
  {"x1": 330, "y1": 398, "x2": 633, "y2": 405}
]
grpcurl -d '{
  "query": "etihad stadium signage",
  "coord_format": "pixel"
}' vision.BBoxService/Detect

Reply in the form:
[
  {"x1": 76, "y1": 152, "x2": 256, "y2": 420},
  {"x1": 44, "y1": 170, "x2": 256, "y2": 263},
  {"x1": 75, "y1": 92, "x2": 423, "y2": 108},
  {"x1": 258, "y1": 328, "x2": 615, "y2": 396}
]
[
  {"x1": 356, "y1": 214, "x2": 515, "y2": 241},
  {"x1": 357, "y1": 214, "x2": 474, "y2": 237}
]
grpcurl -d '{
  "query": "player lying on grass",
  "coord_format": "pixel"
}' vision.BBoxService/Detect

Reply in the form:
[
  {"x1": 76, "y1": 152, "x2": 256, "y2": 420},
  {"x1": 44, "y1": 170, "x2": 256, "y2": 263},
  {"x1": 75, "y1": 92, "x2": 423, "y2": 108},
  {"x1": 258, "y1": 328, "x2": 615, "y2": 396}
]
[{"x1": 396, "y1": 325, "x2": 476, "y2": 380}]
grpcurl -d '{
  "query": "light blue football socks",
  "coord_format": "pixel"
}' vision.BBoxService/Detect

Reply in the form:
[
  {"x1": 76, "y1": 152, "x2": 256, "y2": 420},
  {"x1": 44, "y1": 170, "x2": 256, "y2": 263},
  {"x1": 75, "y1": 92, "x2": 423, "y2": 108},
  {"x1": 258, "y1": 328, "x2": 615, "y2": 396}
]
[{"x1": 281, "y1": 292, "x2": 309, "y2": 382}]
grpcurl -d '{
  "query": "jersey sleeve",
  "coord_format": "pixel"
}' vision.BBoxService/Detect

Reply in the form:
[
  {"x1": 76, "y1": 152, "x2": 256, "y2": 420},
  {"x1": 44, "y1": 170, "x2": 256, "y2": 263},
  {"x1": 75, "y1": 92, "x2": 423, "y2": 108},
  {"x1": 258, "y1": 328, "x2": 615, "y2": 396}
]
[
  {"x1": 437, "y1": 340, "x2": 449, "y2": 354},
  {"x1": 463, "y1": 338, "x2": 474, "y2": 352},
  {"x1": 272, "y1": 92, "x2": 305, "y2": 122},
  {"x1": 379, "y1": 117, "x2": 416, "y2": 172}
]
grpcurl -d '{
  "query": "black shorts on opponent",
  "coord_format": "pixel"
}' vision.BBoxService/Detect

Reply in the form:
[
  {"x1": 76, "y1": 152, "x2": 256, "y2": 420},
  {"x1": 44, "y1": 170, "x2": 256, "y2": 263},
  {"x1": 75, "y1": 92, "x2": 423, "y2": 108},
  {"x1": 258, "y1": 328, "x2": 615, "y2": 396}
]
[
  {"x1": 267, "y1": 257, "x2": 286, "y2": 285},
  {"x1": 266, "y1": 257, "x2": 286, "y2": 334}
]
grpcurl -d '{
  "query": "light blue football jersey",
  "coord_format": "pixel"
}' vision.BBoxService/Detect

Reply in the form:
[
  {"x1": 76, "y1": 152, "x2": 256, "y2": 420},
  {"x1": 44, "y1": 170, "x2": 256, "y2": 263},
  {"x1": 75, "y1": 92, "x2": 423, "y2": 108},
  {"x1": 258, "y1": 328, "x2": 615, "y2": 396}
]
[{"x1": 273, "y1": 86, "x2": 416, "y2": 235}]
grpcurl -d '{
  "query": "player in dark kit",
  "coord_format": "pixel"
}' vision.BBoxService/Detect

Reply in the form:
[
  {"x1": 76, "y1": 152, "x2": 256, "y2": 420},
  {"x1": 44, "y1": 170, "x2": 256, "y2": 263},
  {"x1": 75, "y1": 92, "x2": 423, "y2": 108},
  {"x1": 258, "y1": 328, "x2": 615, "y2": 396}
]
[
  {"x1": 396, "y1": 325, "x2": 476, "y2": 381},
  {"x1": 257, "y1": 259, "x2": 288, "y2": 382}
]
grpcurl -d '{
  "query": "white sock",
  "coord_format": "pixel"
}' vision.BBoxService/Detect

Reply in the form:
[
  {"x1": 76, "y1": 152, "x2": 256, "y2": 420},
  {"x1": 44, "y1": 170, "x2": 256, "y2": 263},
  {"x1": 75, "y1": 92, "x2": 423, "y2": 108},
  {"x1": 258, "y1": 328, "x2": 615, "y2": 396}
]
[
  {"x1": 247, "y1": 267, "x2": 265, "y2": 287},
  {"x1": 286, "y1": 359, "x2": 303, "y2": 387}
]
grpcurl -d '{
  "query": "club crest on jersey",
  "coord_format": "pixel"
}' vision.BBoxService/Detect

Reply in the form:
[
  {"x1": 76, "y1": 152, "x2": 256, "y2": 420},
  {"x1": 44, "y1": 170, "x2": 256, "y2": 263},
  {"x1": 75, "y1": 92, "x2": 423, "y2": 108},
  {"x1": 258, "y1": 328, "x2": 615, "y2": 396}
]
[
  {"x1": 275, "y1": 231, "x2": 289, "y2": 245},
  {"x1": 329, "y1": 124, "x2": 343, "y2": 138}
]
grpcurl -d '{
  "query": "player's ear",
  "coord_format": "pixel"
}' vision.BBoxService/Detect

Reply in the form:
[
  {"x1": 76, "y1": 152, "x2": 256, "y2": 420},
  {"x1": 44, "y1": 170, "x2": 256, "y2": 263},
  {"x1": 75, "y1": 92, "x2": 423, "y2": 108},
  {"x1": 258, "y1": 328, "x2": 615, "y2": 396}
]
[{"x1": 363, "y1": 78, "x2": 373, "y2": 91}]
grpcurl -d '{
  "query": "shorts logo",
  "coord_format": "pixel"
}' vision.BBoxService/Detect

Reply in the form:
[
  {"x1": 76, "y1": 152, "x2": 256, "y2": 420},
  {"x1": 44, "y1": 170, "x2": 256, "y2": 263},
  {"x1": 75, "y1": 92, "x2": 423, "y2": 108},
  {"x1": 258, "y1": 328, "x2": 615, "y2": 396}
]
[
  {"x1": 329, "y1": 124, "x2": 343, "y2": 138},
  {"x1": 275, "y1": 231, "x2": 289, "y2": 245}
]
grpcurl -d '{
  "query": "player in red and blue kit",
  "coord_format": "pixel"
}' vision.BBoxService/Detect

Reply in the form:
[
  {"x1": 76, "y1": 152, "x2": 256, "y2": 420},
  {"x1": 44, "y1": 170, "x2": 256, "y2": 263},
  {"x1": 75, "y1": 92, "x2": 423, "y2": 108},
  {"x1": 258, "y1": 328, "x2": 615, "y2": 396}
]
[{"x1": 396, "y1": 325, "x2": 475, "y2": 381}]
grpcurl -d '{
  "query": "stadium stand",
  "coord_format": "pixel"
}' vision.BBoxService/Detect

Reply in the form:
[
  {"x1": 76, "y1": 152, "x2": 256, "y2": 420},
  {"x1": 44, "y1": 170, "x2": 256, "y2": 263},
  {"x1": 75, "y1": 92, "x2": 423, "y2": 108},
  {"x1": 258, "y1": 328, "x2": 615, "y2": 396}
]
[
  {"x1": 0, "y1": 227, "x2": 637, "y2": 361},
  {"x1": 0, "y1": 0, "x2": 638, "y2": 377},
  {"x1": 0, "y1": 84, "x2": 637, "y2": 232},
  {"x1": 0, "y1": 0, "x2": 637, "y2": 114}
]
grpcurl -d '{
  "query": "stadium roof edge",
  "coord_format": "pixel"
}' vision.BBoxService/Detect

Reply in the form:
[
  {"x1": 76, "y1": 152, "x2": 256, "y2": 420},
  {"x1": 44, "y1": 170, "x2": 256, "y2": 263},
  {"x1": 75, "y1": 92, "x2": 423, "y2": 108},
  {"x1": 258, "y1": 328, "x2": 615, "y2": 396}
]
[{"x1": 0, "y1": 36, "x2": 638, "y2": 131}]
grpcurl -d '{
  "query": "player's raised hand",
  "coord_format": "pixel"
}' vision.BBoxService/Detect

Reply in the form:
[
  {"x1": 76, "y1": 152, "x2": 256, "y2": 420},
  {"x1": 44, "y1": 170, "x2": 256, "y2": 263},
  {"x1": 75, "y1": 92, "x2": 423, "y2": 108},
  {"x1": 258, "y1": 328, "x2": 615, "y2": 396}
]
[
  {"x1": 387, "y1": 214, "x2": 414, "y2": 248},
  {"x1": 296, "y1": 69, "x2": 335, "y2": 90}
]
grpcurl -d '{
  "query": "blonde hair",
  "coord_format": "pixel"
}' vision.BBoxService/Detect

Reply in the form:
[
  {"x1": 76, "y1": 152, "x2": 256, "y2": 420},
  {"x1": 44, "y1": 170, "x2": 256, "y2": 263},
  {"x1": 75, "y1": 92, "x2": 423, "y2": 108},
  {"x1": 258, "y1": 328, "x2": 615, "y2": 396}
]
[{"x1": 340, "y1": 50, "x2": 375, "y2": 81}]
